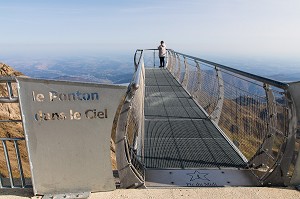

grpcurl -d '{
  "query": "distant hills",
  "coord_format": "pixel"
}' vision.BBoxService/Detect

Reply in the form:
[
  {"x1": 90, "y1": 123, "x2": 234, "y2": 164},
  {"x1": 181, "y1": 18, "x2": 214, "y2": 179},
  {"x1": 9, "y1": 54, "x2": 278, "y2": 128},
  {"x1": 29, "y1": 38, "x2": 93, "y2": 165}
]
[
  {"x1": 1, "y1": 55, "x2": 134, "y2": 84},
  {"x1": 1, "y1": 55, "x2": 299, "y2": 84},
  {"x1": 268, "y1": 73, "x2": 300, "y2": 82}
]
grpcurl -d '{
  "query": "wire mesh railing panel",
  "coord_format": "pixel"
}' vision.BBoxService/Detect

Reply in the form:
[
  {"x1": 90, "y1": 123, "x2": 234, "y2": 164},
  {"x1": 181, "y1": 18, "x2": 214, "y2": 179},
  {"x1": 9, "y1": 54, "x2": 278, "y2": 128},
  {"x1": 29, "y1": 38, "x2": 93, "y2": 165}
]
[
  {"x1": 218, "y1": 72, "x2": 269, "y2": 160},
  {"x1": 171, "y1": 54, "x2": 181, "y2": 82},
  {"x1": 196, "y1": 67, "x2": 219, "y2": 116},
  {"x1": 186, "y1": 61, "x2": 199, "y2": 96},
  {"x1": 169, "y1": 55, "x2": 221, "y2": 116},
  {"x1": 173, "y1": 55, "x2": 179, "y2": 80},
  {"x1": 272, "y1": 87, "x2": 289, "y2": 135}
]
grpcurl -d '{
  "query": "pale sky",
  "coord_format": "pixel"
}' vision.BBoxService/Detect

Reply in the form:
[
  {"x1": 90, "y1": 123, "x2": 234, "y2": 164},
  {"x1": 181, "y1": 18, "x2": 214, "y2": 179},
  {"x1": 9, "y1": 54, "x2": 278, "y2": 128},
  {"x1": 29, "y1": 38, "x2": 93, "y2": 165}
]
[{"x1": 1, "y1": 0, "x2": 300, "y2": 60}]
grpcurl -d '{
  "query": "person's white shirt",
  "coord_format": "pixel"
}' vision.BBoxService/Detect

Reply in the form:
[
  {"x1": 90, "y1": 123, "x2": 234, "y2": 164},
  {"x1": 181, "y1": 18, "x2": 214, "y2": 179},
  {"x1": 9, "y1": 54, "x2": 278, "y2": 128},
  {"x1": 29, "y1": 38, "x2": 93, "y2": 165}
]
[{"x1": 158, "y1": 44, "x2": 167, "y2": 57}]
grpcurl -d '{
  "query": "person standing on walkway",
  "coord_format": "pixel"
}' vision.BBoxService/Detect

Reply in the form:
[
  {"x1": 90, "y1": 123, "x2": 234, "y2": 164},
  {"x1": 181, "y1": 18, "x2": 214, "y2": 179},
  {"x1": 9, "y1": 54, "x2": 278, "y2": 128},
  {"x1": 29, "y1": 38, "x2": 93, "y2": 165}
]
[{"x1": 158, "y1": 41, "x2": 166, "y2": 68}]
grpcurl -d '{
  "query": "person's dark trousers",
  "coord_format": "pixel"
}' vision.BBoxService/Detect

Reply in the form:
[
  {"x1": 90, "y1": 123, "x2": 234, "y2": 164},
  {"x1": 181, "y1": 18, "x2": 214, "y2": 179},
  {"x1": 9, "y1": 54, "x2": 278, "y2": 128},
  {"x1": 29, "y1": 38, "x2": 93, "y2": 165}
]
[{"x1": 159, "y1": 57, "x2": 165, "y2": 67}]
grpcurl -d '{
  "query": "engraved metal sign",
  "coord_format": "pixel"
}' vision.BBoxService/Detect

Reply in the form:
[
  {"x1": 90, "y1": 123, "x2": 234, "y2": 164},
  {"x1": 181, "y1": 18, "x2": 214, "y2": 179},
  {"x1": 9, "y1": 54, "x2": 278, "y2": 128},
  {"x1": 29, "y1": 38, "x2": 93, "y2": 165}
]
[
  {"x1": 145, "y1": 169, "x2": 259, "y2": 187},
  {"x1": 16, "y1": 77, "x2": 127, "y2": 195}
]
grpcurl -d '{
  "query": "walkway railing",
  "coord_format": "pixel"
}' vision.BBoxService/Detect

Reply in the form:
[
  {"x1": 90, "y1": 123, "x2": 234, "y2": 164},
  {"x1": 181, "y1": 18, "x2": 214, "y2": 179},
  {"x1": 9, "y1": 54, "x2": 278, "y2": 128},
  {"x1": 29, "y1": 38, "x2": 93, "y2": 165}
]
[
  {"x1": 121, "y1": 49, "x2": 300, "y2": 186},
  {"x1": 0, "y1": 138, "x2": 29, "y2": 188},
  {"x1": 165, "y1": 49, "x2": 300, "y2": 186},
  {"x1": 115, "y1": 50, "x2": 146, "y2": 188}
]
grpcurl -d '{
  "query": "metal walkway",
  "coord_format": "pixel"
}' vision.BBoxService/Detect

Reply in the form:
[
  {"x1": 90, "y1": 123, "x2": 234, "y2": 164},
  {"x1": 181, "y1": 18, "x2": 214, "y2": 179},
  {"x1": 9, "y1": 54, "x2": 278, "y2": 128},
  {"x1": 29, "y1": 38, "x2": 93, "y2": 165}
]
[
  {"x1": 116, "y1": 49, "x2": 300, "y2": 188},
  {"x1": 144, "y1": 68, "x2": 246, "y2": 169}
]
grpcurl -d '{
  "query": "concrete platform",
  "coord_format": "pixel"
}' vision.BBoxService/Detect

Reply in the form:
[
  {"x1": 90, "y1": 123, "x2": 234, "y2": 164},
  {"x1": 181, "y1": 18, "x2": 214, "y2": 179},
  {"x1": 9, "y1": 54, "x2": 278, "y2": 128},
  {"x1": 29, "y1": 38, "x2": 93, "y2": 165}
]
[{"x1": 1, "y1": 187, "x2": 299, "y2": 199}]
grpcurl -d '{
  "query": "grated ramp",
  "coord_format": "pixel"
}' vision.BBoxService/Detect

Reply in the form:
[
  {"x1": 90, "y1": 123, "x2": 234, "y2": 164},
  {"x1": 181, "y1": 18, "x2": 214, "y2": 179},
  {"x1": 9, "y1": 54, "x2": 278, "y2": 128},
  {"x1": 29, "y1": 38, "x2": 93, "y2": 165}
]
[{"x1": 144, "y1": 68, "x2": 246, "y2": 169}]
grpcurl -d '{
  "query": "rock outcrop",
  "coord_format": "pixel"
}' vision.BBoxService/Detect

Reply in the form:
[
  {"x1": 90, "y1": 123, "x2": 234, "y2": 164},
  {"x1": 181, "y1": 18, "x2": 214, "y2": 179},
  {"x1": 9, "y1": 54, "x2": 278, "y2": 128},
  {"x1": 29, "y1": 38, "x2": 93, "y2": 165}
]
[{"x1": 0, "y1": 63, "x2": 23, "y2": 77}]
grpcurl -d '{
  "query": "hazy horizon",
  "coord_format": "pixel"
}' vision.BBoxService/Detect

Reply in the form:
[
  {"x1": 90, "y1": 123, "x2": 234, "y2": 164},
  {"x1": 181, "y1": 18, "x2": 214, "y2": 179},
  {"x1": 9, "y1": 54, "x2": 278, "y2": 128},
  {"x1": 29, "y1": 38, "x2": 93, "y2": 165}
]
[{"x1": 1, "y1": 50, "x2": 300, "y2": 84}]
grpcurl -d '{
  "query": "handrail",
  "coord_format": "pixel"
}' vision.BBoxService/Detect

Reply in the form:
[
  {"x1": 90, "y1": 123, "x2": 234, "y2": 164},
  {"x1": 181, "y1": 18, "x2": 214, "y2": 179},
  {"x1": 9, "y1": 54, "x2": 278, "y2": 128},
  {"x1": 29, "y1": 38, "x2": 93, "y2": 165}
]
[
  {"x1": 0, "y1": 137, "x2": 25, "y2": 141},
  {"x1": 116, "y1": 49, "x2": 146, "y2": 188},
  {"x1": 134, "y1": 50, "x2": 143, "y2": 69},
  {"x1": 132, "y1": 50, "x2": 144, "y2": 90},
  {"x1": 0, "y1": 76, "x2": 17, "y2": 83},
  {"x1": 0, "y1": 97, "x2": 19, "y2": 103},
  {"x1": 173, "y1": 50, "x2": 289, "y2": 89}
]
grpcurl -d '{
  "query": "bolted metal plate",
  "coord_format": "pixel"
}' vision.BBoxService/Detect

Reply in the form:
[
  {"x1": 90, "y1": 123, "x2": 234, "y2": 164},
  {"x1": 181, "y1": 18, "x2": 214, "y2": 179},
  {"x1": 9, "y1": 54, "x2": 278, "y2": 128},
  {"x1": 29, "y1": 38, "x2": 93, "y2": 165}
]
[
  {"x1": 16, "y1": 77, "x2": 127, "y2": 195},
  {"x1": 145, "y1": 169, "x2": 259, "y2": 187},
  {"x1": 43, "y1": 192, "x2": 90, "y2": 199}
]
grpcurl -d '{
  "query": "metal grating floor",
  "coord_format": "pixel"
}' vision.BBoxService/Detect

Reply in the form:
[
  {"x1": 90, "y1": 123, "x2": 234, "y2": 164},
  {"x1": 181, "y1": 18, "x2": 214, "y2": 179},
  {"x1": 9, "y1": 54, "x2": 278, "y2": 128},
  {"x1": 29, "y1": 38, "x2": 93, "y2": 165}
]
[{"x1": 144, "y1": 68, "x2": 246, "y2": 169}]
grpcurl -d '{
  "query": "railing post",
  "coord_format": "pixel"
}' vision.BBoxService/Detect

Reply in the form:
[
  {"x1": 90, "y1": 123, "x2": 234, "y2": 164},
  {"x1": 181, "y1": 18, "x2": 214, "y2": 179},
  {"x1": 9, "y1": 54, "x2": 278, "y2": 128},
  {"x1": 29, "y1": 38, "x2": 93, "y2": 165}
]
[
  {"x1": 176, "y1": 54, "x2": 181, "y2": 81},
  {"x1": 182, "y1": 57, "x2": 189, "y2": 89},
  {"x1": 263, "y1": 84, "x2": 277, "y2": 160},
  {"x1": 209, "y1": 67, "x2": 224, "y2": 124},
  {"x1": 173, "y1": 51, "x2": 177, "y2": 75},
  {"x1": 0, "y1": 174, "x2": 3, "y2": 188},
  {"x1": 1, "y1": 138, "x2": 27, "y2": 189},
  {"x1": 2, "y1": 140, "x2": 15, "y2": 188},
  {"x1": 285, "y1": 82, "x2": 300, "y2": 186},
  {"x1": 170, "y1": 51, "x2": 175, "y2": 73},
  {"x1": 14, "y1": 140, "x2": 26, "y2": 188},
  {"x1": 262, "y1": 88, "x2": 298, "y2": 186},
  {"x1": 249, "y1": 84, "x2": 277, "y2": 172},
  {"x1": 134, "y1": 50, "x2": 139, "y2": 70},
  {"x1": 166, "y1": 50, "x2": 172, "y2": 72},
  {"x1": 153, "y1": 50, "x2": 155, "y2": 68},
  {"x1": 7, "y1": 81, "x2": 14, "y2": 100},
  {"x1": 192, "y1": 60, "x2": 201, "y2": 98}
]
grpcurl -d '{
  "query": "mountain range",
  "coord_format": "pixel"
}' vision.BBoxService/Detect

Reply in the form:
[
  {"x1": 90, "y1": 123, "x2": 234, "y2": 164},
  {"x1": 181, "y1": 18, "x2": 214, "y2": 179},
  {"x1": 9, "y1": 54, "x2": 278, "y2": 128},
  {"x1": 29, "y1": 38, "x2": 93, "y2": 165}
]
[
  {"x1": 1, "y1": 55, "x2": 299, "y2": 85},
  {"x1": 1, "y1": 55, "x2": 135, "y2": 84}
]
